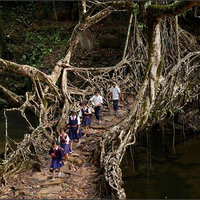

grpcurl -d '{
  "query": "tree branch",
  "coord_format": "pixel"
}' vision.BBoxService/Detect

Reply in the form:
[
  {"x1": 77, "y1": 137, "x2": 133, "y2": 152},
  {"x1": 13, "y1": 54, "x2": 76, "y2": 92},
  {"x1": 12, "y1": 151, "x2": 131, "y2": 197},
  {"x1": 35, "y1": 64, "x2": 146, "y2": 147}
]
[
  {"x1": 0, "y1": 84, "x2": 24, "y2": 107},
  {"x1": 147, "y1": 1, "x2": 199, "y2": 19}
]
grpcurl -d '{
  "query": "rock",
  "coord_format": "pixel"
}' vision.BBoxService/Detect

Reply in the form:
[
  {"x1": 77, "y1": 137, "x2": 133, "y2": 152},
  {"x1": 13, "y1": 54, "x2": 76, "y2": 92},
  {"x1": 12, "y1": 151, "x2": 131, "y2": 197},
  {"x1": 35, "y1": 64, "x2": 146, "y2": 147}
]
[
  {"x1": 67, "y1": 156, "x2": 75, "y2": 162},
  {"x1": 32, "y1": 172, "x2": 47, "y2": 181},
  {"x1": 102, "y1": 116, "x2": 115, "y2": 121},
  {"x1": 23, "y1": 195, "x2": 32, "y2": 199},
  {"x1": 80, "y1": 168, "x2": 91, "y2": 176},
  {"x1": 44, "y1": 194, "x2": 60, "y2": 199},
  {"x1": 41, "y1": 178, "x2": 63, "y2": 186},
  {"x1": 90, "y1": 124, "x2": 103, "y2": 129},
  {"x1": 79, "y1": 30, "x2": 94, "y2": 50},
  {"x1": 71, "y1": 153, "x2": 80, "y2": 157},
  {"x1": 62, "y1": 166, "x2": 72, "y2": 175},
  {"x1": 74, "y1": 158, "x2": 83, "y2": 167},
  {"x1": 38, "y1": 185, "x2": 62, "y2": 194}
]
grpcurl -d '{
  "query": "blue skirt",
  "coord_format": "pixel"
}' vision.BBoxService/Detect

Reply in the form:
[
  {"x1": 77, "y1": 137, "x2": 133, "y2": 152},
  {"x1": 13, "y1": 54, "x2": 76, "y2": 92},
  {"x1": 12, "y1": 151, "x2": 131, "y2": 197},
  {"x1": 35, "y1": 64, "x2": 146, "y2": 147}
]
[
  {"x1": 61, "y1": 143, "x2": 72, "y2": 154},
  {"x1": 68, "y1": 127, "x2": 82, "y2": 141},
  {"x1": 50, "y1": 158, "x2": 64, "y2": 169},
  {"x1": 82, "y1": 117, "x2": 91, "y2": 126}
]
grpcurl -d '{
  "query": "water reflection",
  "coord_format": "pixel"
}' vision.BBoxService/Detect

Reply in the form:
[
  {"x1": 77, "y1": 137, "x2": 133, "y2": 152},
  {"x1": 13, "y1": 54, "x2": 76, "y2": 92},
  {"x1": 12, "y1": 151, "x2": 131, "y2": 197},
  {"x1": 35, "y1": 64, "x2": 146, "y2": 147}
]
[
  {"x1": 0, "y1": 109, "x2": 34, "y2": 156},
  {"x1": 121, "y1": 130, "x2": 200, "y2": 199}
]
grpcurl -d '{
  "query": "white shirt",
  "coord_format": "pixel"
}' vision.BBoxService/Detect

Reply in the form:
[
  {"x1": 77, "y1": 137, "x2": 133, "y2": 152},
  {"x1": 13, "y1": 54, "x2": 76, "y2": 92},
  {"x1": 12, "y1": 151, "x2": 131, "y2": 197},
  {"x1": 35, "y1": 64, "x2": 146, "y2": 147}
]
[
  {"x1": 60, "y1": 133, "x2": 70, "y2": 144},
  {"x1": 110, "y1": 86, "x2": 120, "y2": 100},
  {"x1": 90, "y1": 95, "x2": 103, "y2": 106},
  {"x1": 66, "y1": 115, "x2": 81, "y2": 125},
  {"x1": 79, "y1": 107, "x2": 92, "y2": 117}
]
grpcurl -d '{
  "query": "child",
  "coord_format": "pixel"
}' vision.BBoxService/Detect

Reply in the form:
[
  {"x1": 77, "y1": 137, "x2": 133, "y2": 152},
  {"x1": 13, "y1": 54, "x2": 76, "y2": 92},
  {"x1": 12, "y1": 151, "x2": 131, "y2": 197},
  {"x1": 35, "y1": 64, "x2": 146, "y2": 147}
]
[
  {"x1": 79, "y1": 101, "x2": 91, "y2": 137},
  {"x1": 90, "y1": 90, "x2": 103, "y2": 125},
  {"x1": 49, "y1": 141, "x2": 64, "y2": 181},
  {"x1": 109, "y1": 81, "x2": 121, "y2": 115},
  {"x1": 65, "y1": 110, "x2": 82, "y2": 150},
  {"x1": 59, "y1": 128, "x2": 72, "y2": 164}
]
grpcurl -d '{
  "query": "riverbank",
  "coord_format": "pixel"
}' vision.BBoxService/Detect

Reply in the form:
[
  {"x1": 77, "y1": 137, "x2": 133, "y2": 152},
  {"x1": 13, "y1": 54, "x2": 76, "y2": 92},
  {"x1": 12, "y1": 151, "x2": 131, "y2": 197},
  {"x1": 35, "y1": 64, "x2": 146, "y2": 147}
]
[{"x1": 0, "y1": 98, "x2": 133, "y2": 199}]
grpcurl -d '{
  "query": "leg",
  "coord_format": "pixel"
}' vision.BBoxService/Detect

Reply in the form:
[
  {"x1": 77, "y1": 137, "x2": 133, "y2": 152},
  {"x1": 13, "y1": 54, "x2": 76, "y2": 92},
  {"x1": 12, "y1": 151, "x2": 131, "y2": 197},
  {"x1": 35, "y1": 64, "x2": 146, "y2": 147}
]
[
  {"x1": 113, "y1": 100, "x2": 118, "y2": 111},
  {"x1": 70, "y1": 140, "x2": 73, "y2": 151},
  {"x1": 96, "y1": 106, "x2": 101, "y2": 124},
  {"x1": 65, "y1": 153, "x2": 68, "y2": 162},
  {"x1": 52, "y1": 169, "x2": 56, "y2": 180},
  {"x1": 58, "y1": 167, "x2": 62, "y2": 177},
  {"x1": 84, "y1": 126, "x2": 88, "y2": 137},
  {"x1": 94, "y1": 106, "x2": 98, "y2": 121},
  {"x1": 98, "y1": 106, "x2": 101, "y2": 123},
  {"x1": 113, "y1": 100, "x2": 115, "y2": 110},
  {"x1": 83, "y1": 126, "x2": 86, "y2": 137},
  {"x1": 76, "y1": 139, "x2": 81, "y2": 147},
  {"x1": 113, "y1": 100, "x2": 118, "y2": 115}
]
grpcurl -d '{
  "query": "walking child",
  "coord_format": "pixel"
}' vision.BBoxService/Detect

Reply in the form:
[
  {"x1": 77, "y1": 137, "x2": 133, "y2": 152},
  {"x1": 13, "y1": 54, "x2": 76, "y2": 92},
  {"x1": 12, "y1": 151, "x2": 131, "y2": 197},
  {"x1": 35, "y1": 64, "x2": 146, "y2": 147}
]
[
  {"x1": 90, "y1": 90, "x2": 103, "y2": 125},
  {"x1": 66, "y1": 110, "x2": 82, "y2": 151},
  {"x1": 79, "y1": 101, "x2": 91, "y2": 137},
  {"x1": 49, "y1": 141, "x2": 64, "y2": 181},
  {"x1": 109, "y1": 81, "x2": 121, "y2": 115},
  {"x1": 59, "y1": 128, "x2": 72, "y2": 164}
]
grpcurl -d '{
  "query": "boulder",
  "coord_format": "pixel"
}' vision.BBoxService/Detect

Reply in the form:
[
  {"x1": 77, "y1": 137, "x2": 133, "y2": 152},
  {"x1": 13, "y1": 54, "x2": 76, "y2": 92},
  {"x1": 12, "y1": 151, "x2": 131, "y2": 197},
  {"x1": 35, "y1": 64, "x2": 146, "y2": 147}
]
[
  {"x1": 41, "y1": 178, "x2": 63, "y2": 186},
  {"x1": 74, "y1": 158, "x2": 83, "y2": 167},
  {"x1": 38, "y1": 185, "x2": 62, "y2": 194}
]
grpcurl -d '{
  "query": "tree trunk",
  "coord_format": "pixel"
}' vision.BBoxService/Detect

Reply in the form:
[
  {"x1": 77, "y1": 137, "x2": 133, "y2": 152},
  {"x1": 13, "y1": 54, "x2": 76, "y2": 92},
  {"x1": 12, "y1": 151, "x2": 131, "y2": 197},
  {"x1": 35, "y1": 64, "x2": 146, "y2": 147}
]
[{"x1": 98, "y1": 18, "x2": 162, "y2": 199}]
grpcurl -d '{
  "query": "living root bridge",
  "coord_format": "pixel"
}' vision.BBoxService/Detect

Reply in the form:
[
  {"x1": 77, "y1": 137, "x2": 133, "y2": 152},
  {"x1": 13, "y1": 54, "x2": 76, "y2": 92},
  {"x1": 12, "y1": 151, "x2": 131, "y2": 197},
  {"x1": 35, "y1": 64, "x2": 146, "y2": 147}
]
[{"x1": 1, "y1": 1, "x2": 200, "y2": 199}]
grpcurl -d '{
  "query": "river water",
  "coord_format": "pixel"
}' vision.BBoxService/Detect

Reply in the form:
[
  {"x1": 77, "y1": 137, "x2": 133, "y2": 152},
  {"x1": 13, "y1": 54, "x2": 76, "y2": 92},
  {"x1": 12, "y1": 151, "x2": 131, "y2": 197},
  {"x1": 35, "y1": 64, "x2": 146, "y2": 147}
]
[
  {"x1": 121, "y1": 129, "x2": 200, "y2": 199},
  {"x1": 0, "y1": 109, "x2": 31, "y2": 157}
]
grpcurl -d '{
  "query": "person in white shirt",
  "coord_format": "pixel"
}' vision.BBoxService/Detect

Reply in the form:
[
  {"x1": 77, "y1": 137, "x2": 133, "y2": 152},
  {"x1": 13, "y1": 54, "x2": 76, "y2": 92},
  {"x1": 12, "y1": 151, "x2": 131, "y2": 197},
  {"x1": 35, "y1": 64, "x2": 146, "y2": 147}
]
[
  {"x1": 90, "y1": 90, "x2": 103, "y2": 125},
  {"x1": 59, "y1": 128, "x2": 72, "y2": 164},
  {"x1": 110, "y1": 82, "x2": 121, "y2": 115},
  {"x1": 65, "y1": 110, "x2": 82, "y2": 151}
]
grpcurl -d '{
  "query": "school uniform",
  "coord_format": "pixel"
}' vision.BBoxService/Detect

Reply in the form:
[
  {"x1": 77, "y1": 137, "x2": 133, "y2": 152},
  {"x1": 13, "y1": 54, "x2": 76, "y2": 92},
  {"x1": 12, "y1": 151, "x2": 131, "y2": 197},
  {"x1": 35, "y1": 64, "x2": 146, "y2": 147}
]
[
  {"x1": 110, "y1": 86, "x2": 120, "y2": 111},
  {"x1": 49, "y1": 146, "x2": 64, "y2": 169},
  {"x1": 67, "y1": 115, "x2": 82, "y2": 141},
  {"x1": 60, "y1": 133, "x2": 72, "y2": 154},
  {"x1": 90, "y1": 95, "x2": 103, "y2": 120},
  {"x1": 79, "y1": 107, "x2": 91, "y2": 126}
]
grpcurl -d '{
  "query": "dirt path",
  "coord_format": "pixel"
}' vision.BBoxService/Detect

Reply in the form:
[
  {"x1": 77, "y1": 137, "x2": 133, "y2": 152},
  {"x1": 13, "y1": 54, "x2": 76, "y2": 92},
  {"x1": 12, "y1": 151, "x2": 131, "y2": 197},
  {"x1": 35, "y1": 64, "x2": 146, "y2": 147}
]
[{"x1": 0, "y1": 98, "x2": 134, "y2": 199}]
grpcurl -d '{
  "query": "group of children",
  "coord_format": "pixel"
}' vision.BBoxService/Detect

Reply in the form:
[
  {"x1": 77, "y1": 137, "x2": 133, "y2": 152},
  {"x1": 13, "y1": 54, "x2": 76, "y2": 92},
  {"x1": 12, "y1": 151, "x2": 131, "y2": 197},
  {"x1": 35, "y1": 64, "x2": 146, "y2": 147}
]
[{"x1": 49, "y1": 83, "x2": 121, "y2": 180}]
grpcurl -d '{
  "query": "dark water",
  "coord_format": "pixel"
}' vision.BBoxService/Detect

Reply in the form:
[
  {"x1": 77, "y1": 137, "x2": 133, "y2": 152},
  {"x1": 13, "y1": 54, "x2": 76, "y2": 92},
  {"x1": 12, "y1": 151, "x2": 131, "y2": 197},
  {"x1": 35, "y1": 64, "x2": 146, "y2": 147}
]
[
  {"x1": 121, "y1": 130, "x2": 200, "y2": 199},
  {"x1": 0, "y1": 109, "x2": 33, "y2": 156}
]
